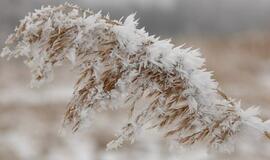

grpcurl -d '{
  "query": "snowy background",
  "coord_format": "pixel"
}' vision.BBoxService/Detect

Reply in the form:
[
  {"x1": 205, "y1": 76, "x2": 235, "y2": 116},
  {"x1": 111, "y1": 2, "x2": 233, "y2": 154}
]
[{"x1": 1, "y1": 0, "x2": 270, "y2": 160}]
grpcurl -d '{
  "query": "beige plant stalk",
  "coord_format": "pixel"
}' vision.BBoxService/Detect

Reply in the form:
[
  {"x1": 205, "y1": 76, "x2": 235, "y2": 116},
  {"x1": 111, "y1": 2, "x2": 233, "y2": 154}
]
[{"x1": 1, "y1": 3, "x2": 269, "y2": 153}]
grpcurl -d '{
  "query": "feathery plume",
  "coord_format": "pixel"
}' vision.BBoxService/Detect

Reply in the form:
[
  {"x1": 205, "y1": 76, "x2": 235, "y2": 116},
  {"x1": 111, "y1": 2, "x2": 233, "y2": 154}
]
[{"x1": 1, "y1": 3, "x2": 269, "y2": 152}]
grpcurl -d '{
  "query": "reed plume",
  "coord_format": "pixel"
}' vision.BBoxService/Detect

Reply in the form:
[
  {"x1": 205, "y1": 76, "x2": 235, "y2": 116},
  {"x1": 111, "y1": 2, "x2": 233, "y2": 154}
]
[{"x1": 1, "y1": 3, "x2": 270, "y2": 152}]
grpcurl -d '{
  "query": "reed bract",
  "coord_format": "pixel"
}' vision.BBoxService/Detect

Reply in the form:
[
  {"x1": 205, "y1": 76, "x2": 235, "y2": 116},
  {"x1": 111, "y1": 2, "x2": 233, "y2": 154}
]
[{"x1": 1, "y1": 3, "x2": 269, "y2": 153}]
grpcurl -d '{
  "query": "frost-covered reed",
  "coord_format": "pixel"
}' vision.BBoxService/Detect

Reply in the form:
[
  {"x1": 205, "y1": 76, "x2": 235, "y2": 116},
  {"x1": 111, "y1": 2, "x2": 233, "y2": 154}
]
[{"x1": 1, "y1": 3, "x2": 269, "y2": 153}]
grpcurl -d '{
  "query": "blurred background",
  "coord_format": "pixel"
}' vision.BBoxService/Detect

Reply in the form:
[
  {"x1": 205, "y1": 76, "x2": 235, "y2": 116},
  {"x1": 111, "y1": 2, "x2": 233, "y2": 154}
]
[{"x1": 1, "y1": 0, "x2": 270, "y2": 160}]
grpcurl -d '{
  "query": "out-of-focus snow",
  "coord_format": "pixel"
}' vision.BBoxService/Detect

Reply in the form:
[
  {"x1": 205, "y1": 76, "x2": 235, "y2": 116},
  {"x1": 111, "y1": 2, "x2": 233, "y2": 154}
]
[{"x1": 0, "y1": 86, "x2": 72, "y2": 105}]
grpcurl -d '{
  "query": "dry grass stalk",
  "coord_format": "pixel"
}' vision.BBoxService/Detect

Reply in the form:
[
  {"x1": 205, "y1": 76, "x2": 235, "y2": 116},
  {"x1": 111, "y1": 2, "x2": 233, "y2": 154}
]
[{"x1": 1, "y1": 3, "x2": 269, "y2": 152}]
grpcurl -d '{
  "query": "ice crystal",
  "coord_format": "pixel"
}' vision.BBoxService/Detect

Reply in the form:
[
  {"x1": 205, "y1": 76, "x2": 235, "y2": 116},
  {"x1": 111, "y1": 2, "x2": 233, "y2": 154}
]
[{"x1": 1, "y1": 3, "x2": 269, "y2": 152}]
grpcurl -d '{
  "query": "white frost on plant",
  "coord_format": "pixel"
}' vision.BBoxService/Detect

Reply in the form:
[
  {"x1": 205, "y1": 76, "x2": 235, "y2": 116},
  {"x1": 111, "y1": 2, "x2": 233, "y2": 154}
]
[
  {"x1": 1, "y1": 2, "x2": 269, "y2": 153},
  {"x1": 237, "y1": 105, "x2": 270, "y2": 134},
  {"x1": 112, "y1": 13, "x2": 147, "y2": 54}
]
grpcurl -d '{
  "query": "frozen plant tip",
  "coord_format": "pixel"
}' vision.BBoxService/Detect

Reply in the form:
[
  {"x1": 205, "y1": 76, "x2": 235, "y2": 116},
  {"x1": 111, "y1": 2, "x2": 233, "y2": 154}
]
[{"x1": 1, "y1": 3, "x2": 270, "y2": 152}]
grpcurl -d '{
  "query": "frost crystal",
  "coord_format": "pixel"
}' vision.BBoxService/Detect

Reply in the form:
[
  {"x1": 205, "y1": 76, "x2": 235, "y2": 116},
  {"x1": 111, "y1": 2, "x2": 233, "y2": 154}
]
[{"x1": 1, "y1": 3, "x2": 269, "y2": 152}]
